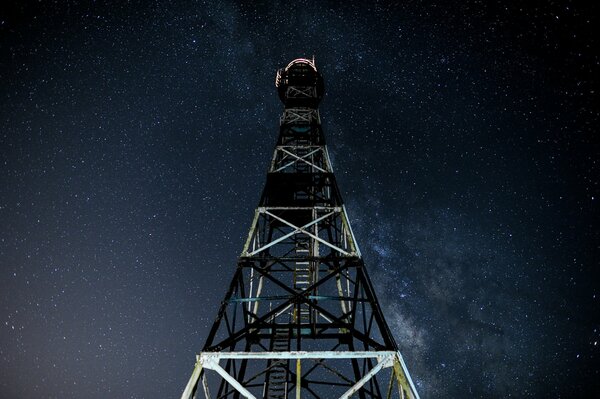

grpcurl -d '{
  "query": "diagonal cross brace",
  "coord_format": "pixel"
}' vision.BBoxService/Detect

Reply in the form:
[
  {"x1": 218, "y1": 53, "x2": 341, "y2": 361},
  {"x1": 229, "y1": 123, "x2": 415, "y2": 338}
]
[
  {"x1": 265, "y1": 210, "x2": 351, "y2": 256},
  {"x1": 275, "y1": 147, "x2": 327, "y2": 173},
  {"x1": 246, "y1": 210, "x2": 336, "y2": 256},
  {"x1": 287, "y1": 86, "x2": 315, "y2": 98},
  {"x1": 202, "y1": 355, "x2": 257, "y2": 399},
  {"x1": 339, "y1": 354, "x2": 394, "y2": 399}
]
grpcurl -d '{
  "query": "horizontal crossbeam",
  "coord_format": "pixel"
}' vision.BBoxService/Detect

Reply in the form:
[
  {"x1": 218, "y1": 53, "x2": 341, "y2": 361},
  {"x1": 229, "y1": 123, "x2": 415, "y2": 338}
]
[
  {"x1": 199, "y1": 350, "x2": 396, "y2": 360},
  {"x1": 182, "y1": 351, "x2": 420, "y2": 399}
]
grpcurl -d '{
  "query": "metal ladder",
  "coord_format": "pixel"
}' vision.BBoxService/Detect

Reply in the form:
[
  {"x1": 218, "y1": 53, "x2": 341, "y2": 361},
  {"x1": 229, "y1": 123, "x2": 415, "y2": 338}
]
[
  {"x1": 294, "y1": 238, "x2": 312, "y2": 325},
  {"x1": 265, "y1": 326, "x2": 290, "y2": 399}
]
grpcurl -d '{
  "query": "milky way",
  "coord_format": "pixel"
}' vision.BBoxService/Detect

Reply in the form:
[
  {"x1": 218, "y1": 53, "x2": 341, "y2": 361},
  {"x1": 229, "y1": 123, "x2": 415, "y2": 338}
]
[{"x1": 1, "y1": 1, "x2": 598, "y2": 397}]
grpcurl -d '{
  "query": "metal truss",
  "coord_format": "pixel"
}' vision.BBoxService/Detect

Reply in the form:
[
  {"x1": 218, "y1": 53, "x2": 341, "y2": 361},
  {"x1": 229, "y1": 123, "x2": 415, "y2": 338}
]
[
  {"x1": 280, "y1": 108, "x2": 320, "y2": 125},
  {"x1": 182, "y1": 351, "x2": 418, "y2": 399},
  {"x1": 270, "y1": 146, "x2": 332, "y2": 174},
  {"x1": 286, "y1": 86, "x2": 317, "y2": 99},
  {"x1": 242, "y1": 206, "x2": 360, "y2": 258},
  {"x1": 182, "y1": 58, "x2": 419, "y2": 399}
]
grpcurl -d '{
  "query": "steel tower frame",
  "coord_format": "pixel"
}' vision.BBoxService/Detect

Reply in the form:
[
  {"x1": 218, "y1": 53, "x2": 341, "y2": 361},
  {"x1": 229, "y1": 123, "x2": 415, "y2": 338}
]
[{"x1": 181, "y1": 58, "x2": 419, "y2": 399}]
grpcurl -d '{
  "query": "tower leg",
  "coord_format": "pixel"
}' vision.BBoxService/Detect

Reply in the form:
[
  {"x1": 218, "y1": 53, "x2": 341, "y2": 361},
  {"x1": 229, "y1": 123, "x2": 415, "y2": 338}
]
[{"x1": 181, "y1": 356, "x2": 203, "y2": 399}]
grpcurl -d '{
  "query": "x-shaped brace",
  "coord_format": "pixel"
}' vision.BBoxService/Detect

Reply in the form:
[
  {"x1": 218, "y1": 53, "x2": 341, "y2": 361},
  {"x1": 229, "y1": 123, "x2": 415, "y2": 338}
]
[
  {"x1": 248, "y1": 209, "x2": 349, "y2": 256},
  {"x1": 275, "y1": 147, "x2": 327, "y2": 173},
  {"x1": 247, "y1": 209, "x2": 350, "y2": 256}
]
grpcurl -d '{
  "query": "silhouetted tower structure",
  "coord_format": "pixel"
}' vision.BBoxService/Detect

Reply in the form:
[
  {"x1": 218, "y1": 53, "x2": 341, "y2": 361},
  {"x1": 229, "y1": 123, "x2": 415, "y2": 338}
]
[{"x1": 182, "y1": 58, "x2": 420, "y2": 399}]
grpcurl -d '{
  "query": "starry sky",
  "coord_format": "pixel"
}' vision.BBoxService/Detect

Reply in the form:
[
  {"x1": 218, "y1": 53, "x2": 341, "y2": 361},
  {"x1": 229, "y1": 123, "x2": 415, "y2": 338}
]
[{"x1": 1, "y1": 1, "x2": 598, "y2": 398}]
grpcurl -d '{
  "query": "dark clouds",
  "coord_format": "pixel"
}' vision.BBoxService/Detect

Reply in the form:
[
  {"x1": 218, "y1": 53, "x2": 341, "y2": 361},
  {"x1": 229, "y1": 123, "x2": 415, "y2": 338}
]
[{"x1": 1, "y1": 1, "x2": 598, "y2": 398}]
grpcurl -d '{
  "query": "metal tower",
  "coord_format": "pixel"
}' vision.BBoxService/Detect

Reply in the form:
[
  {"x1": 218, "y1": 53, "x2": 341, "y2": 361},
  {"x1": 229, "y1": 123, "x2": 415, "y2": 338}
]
[{"x1": 182, "y1": 58, "x2": 420, "y2": 399}]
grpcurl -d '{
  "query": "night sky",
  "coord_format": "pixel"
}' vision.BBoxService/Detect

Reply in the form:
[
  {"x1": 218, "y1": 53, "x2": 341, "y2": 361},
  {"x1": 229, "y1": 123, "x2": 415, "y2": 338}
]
[{"x1": 1, "y1": 1, "x2": 598, "y2": 398}]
